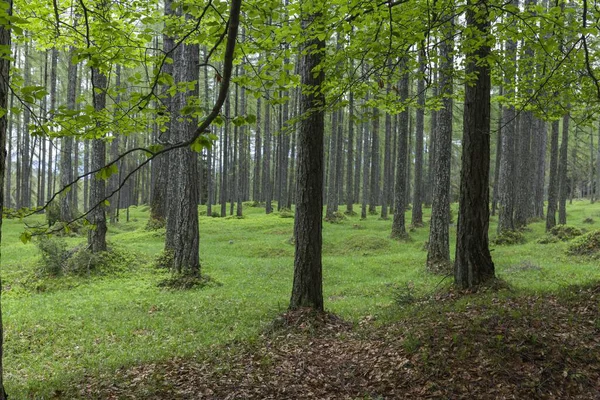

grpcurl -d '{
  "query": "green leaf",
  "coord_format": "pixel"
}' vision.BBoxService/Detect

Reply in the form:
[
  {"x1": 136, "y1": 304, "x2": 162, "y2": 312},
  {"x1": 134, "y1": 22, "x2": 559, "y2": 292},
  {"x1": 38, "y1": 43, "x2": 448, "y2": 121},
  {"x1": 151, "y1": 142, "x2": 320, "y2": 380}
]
[
  {"x1": 20, "y1": 231, "x2": 32, "y2": 244},
  {"x1": 96, "y1": 164, "x2": 119, "y2": 181}
]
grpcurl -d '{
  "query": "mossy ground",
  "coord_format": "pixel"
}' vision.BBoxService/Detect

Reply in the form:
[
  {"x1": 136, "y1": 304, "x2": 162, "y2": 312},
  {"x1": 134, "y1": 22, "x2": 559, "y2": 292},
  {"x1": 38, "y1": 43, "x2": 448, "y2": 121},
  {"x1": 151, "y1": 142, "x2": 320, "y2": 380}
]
[{"x1": 2, "y1": 200, "x2": 600, "y2": 397}]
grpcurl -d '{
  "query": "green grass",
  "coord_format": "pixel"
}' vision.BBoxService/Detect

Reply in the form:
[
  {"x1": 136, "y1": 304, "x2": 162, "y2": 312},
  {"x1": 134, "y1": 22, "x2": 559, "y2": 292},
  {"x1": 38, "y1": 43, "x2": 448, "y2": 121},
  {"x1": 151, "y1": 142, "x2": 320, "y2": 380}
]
[{"x1": 2, "y1": 201, "x2": 600, "y2": 398}]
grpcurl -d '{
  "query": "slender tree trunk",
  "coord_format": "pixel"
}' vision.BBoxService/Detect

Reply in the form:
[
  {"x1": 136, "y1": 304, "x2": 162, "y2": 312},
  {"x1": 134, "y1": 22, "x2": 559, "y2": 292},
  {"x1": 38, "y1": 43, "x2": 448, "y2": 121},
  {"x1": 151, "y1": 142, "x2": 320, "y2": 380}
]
[
  {"x1": 289, "y1": 10, "x2": 325, "y2": 311},
  {"x1": 253, "y1": 96, "x2": 262, "y2": 201},
  {"x1": 491, "y1": 90, "x2": 502, "y2": 217},
  {"x1": 221, "y1": 94, "x2": 230, "y2": 217},
  {"x1": 361, "y1": 109, "x2": 370, "y2": 219},
  {"x1": 533, "y1": 119, "x2": 546, "y2": 217},
  {"x1": 412, "y1": 49, "x2": 426, "y2": 227},
  {"x1": 381, "y1": 99, "x2": 391, "y2": 219},
  {"x1": 391, "y1": 68, "x2": 410, "y2": 239},
  {"x1": 454, "y1": 0, "x2": 495, "y2": 288},
  {"x1": 5, "y1": 88, "x2": 12, "y2": 209},
  {"x1": 0, "y1": 2, "x2": 13, "y2": 396},
  {"x1": 108, "y1": 65, "x2": 121, "y2": 223},
  {"x1": 369, "y1": 107, "x2": 380, "y2": 214},
  {"x1": 558, "y1": 113, "x2": 569, "y2": 225},
  {"x1": 47, "y1": 48, "x2": 57, "y2": 203},
  {"x1": 346, "y1": 88, "x2": 355, "y2": 213},
  {"x1": 264, "y1": 94, "x2": 273, "y2": 214},
  {"x1": 354, "y1": 97, "x2": 362, "y2": 206},
  {"x1": 427, "y1": 23, "x2": 453, "y2": 272},
  {"x1": 546, "y1": 120, "x2": 560, "y2": 230},
  {"x1": 88, "y1": 67, "x2": 108, "y2": 252},
  {"x1": 21, "y1": 39, "x2": 31, "y2": 208},
  {"x1": 325, "y1": 110, "x2": 339, "y2": 220},
  {"x1": 60, "y1": 46, "x2": 78, "y2": 222},
  {"x1": 425, "y1": 68, "x2": 438, "y2": 208}
]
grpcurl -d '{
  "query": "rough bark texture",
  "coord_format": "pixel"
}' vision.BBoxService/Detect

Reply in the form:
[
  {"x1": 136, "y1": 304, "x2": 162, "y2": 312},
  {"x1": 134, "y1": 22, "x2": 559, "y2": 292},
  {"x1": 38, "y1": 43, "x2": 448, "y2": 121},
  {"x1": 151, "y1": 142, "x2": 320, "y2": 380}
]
[
  {"x1": 368, "y1": 108, "x2": 380, "y2": 214},
  {"x1": 381, "y1": 103, "x2": 391, "y2": 220},
  {"x1": 0, "y1": 3, "x2": 12, "y2": 397},
  {"x1": 325, "y1": 110, "x2": 339, "y2": 220},
  {"x1": 546, "y1": 120, "x2": 560, "y2": 230},
  {"x1": 533, "y1": 119, "x2": 546, "y2": 217},
  {"x1": 411, "y1": 50, "x2": 426, "y2": 227},
  {"x1": 454, "y1": 0, "x2": 495, "y2": 289},
  {"x1": 427, "y1": 29, "x2": 453, "y2": 272},
  {"x1": 497, "y1": 2, "x2": 518, "y2": 233},
  {"x1": 60, "y1": 46, "x2": 78, "y2": 222},
  {"x1": 558, "y1": 113, "x2": 569, "y2": 225},
  {"x1": 289, "y1": 12, "x2": 325, "y2": 311},
  {"x1": 346, "y1": 90, "x2": 354, "y2": 213},
  {"x1": 20, "y1": 39, "x2": 31, "y2": 208},
  {"x1": 391, "y1": 69, "x2": 409, "y2": 239},
  {"x1": 514, "y1": 110, "x2": 532, "y2": 227},
  {"x1": 253, "y1": 97, "x2": 262, "y2": 201},
  {"x1": 263, "y1": 92, "x2": 273, "y2": 214},
  {"x1": 361, "y1": 111, "x2": 370, "y2": 220},
  {"x1": 166, "y1": 33, "x2": 200, "y2": 275},
  {"x1": 88, "y1": 68, "x2": 108, "y2": 253}
]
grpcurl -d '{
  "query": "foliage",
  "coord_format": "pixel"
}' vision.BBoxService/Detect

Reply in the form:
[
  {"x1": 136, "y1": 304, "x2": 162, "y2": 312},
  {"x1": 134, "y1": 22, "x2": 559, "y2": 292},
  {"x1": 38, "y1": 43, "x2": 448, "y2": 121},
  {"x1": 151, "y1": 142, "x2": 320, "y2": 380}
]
[
  {"x1": 157, "y1": 274, "x2": 220, "y2": 290},
  {"x1": 278, "y1": 208, "x2": 294, "y2": 218},
  {"x1": 491, "y1": 230, "x2": 526, "y2": 246},
  {"x1": 566, "y1": 230, "x2": 600, "y2": 258},
  {"x1": 325, "y1": 211, "x2": 346, "y2": 223},
  {"x1": 549, "y1": 224, "x2": 583, "y2": 241},
  {"x1": 153, "y1": 249, "x2": 174, "y2": 270},
  {"x1": 145, "y1": 217, "x2": 166, "y2": 231},
  {"x1": 35, "y1": 236, "x2": 70, "y2": 276}
]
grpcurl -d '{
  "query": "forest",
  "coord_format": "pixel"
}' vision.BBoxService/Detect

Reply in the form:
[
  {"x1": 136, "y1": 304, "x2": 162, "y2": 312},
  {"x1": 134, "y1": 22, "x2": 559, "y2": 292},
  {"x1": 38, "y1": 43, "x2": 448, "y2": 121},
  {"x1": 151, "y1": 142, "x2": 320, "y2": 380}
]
[{"x1": 0, "y1": 0, "x2": 600, "y2": 397}]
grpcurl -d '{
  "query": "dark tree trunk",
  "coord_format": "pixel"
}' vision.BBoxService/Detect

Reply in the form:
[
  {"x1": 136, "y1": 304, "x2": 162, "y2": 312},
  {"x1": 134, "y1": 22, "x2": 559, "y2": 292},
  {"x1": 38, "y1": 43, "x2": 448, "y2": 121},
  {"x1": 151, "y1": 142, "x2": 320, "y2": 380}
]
[
  {"x1": 0, "y1": 2, "x2": 12, "y2": 397},
  {"x1": 369, "y1": 107, "x2": 380, "y2": 214},
  {"x1": 83, "y1": 139, "x2": 89, "y2": 210},
  {"x1": 5, "y1": 86, "x2": 12, "y2": 209},
  {"x1": 558, "y1": 113, "x2": 569, "y2": 225},
  {"x1": 38, "y1": 53, "x2": 48, "y2": 208},
  {"x1": 514, "y1": 110, "x2": 533, "y2": 227},
  {"x1": 411, "y1": 49, "x2": 426, "y2": 227},
  {"x1": 88, "y1": 68, "x2": 108, "y2": 253},
  {"x1": 381, "y1": 99, "x2": 391, "y2": 220},
  {"x1": 391, "y1": 69, "x2": 409, "y2": 239},
  {"x1": 427, "y1": 26, "x2": 453, "y2": 272},
  {"x1": 336, "y1": 109, "x2": 344, "y2": 208},
  {"x1": 454, "y1": 0, "x2": 495, "y2": 289},
  {"x1": 221, "y1": 94, "x2": 230, "y2": 217},
  {"x1": 289, "y1": 12, "x2": 325, "y2": 311},
  {"x1": 425, "y1": 68, "x2": 438, "y2": 208},
  {"x1": 108, "y1": 65, "x2": 121, "y2": 223},
  {"x1": 354, "y1": 97, "x2": 362, "y2": 207}
]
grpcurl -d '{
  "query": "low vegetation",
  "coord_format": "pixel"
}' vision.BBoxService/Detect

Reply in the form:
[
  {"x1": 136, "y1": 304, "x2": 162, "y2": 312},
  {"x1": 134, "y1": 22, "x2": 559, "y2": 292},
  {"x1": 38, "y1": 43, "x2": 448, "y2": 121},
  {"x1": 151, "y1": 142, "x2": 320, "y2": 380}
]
[{"x1": 2, "y1": 201, "x2": 600, "y2": 397}]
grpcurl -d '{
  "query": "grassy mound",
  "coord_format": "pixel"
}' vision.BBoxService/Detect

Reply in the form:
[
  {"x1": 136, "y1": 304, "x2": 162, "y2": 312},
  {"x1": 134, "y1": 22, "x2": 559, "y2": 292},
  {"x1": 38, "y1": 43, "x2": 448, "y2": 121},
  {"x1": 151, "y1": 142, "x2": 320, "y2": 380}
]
[
  {"x1": 491, "y1": 230, "x2": 526, "y2": 246},
  {"x1": 549, "y1": 224, "x2": 583, "y2": 241},
  {"x1": 566, "y1": 230, "x2": 600, "y2": 258}
]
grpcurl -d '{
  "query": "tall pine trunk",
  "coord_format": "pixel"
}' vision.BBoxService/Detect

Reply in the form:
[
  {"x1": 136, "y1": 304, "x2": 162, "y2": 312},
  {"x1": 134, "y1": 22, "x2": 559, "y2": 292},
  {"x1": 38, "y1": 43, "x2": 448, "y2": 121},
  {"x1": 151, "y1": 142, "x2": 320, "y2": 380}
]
[{"x1": 558, "y1": 113, "x2": 569, "y2": 225}]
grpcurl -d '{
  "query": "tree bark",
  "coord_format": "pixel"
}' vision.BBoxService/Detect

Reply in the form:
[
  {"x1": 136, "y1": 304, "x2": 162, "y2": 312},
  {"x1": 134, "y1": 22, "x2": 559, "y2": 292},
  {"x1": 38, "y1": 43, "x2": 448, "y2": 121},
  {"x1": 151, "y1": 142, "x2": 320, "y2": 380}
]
[
  {"x1": 289, "y1": 10, "x2": 325, "y2": 311},
  {"x1": 346, "y1": 89, "x2": 355, "y2": 213},
  {"x1": 546, "y1": 119, "x2": 560, "y2": 230},
  {"x1": 454, "y1": 0, "x2": 495, "y2": 289},
  {"x1": 369, "y1": 107, "x2": 380, "y2": 214},
  {"x1": 558, "y1": 113, "x2": 569, "y2": 225},
  {"x1": 411, "y1": 49, "x2": 426, "y2": 227},
  {"x1": 427, "y1": 25, "x2": 453, "y2": 272},
  {"x1": 391, "y1": 69, "x2": 409, "y2": 239},
  {"x1": 0, "y1": 2, "x2": 12, "y2": 397},
  {"x1": 60, "y1": 46, "x2": 78, "y2": 222}
]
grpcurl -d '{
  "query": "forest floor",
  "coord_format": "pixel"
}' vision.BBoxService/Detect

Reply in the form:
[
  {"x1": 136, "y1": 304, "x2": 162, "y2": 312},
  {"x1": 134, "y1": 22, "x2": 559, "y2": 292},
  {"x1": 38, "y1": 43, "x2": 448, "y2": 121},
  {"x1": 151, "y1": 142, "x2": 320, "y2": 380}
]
[
  {"x1": 74, "y1": 282, "x2": 600, "y2": 399},
  {"x1": 3, "y1": 201, "x2": 600, "y2": 398}
]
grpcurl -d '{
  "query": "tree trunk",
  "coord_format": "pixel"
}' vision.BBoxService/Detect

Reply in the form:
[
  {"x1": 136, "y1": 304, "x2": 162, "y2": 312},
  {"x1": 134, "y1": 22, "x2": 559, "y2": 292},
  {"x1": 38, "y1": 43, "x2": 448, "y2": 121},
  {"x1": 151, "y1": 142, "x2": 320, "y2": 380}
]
[
  {"x1": 427, "y1": 25, "x2": 453, "y2": 272},
  {"x1": 380, "y1": 99, "x2": 391, "y2": 220},
  {"x1": 391, "y1": 69, "x2": 409, "y2": 239},
  {"x1": 491, "y1": 90, "x2": 502, "y2": 217},
  {"x1": 21, "y1": 39, "x2": 31, "y2": 208},
  {"x1": 533, "y1": 119, "x2": 546, "y2": 217},
  {"x1": 361, "y1": 107, "x2": 370, "y2": 220},
  {"x1": 289, "y1": 11, "x2": 325, "y2": 311},
  {"x1": 369, "y1": 107, "x2": 380, "y2": 214},
  {"x1": 454, "y1": 0, "x2": 495, "y2": 289},
  {"x1": 253, "y1": 96, "x2": 262, "y2": 201},
  {"x1": 47, "y1": 48, "x2": 57, "y2": 203},
  {"x1": 60, "y1": 46, "x2": 78, "y2": 222},
  {"x1": 346, "y1": 89, "x2": 355, "y2": 213},
  {"x1": 514, "y1": 109, "x2": 532, "y2": 227},
  {"x1": 0, "y1": 2, "x2": 12, "y2": 397},
  {"x1": 558, "y1": 113, "x2": 569, "y2": 225},
  {"x1": 88, "y1": 68, "x2": 108, "y2": 253},
  {"x1": 546, "y1": 120, "x2": 560, "y2": 230},
  {"x1": 263, "y1": 92, "x2": 273, "y2": 214},
  {"x1": 411, "y1": 49, "x2": 426, "y2": 227}
]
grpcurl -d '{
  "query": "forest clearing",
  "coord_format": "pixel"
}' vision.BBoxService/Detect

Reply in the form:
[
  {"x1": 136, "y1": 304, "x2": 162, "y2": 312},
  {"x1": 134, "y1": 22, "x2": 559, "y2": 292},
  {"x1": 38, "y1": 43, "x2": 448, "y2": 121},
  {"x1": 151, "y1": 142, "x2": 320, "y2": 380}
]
[{"x1": 3, "y1": 201, "x2": 600, "y2": 398}]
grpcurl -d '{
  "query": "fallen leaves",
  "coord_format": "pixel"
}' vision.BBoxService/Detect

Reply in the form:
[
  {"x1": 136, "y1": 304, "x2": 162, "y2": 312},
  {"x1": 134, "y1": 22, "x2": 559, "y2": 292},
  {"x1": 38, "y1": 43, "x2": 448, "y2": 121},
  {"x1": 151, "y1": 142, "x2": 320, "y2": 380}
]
[{"x1": 72, "y1": 284, "x2": 600, "y2": 399}]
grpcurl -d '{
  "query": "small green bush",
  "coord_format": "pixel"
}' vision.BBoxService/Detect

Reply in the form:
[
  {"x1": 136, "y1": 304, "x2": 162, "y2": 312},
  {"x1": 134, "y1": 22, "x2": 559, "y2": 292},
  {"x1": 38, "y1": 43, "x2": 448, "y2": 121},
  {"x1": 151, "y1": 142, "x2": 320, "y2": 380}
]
[
  {"x1": 279, "y1": 208, "x2": 294, "y2": 218},
  {"x1": 567, "y1": 230, "x2": 600, "y2": 258},
  {"x1": 325, "y1": 210, "x2": 346, "y2": 223},
  {"x1": 491, "y1": 230, "x2": 526, "y2": 246},
  {"x1": 537, "y1": 235, "x2": 560, "y2": 244},
  {"x1": 35, "y1": 236, "x2": 70, "y2": 276},
  {"x1": 243, "y1": 201, "x2": 264, "y2": 208},
  {"x1": 45, "y1": 202, "x2": 61, "y2": 227},
  {"x1": 154, "y1": 249, "x2": 174, "y2": 269},
  {"x1": 549, "y1": 224, "x2": 582, "y2": 241},
  {"x1": 583, "y1": 218, "x2": 594, "y2": 224},
  {"x1": 145, "y1": 217, "x2": 166, "y2": 231},
  {"x1": 211, "y1": 211, "x2": 221, "y2": 218}
]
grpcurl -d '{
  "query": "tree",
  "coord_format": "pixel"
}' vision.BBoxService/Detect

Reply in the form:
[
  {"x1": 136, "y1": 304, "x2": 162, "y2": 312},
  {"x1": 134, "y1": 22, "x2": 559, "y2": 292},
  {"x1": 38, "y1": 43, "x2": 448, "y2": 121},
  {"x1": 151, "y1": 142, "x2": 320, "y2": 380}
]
[
  {"x1": 0, "y1": 1, "x2": 12, "y2": 397},
  {"x1": 454, "y1": 0, "x2": 495, "y2": 289},
  {"x1": 391, "y1": 66, "x2": 410, "y2": 240},
  {"x1": 289, "y1": 4, "x2": 325, "y2": 311},
  {"x1": 558, "y1": 112, "x2": 570, "y2": 224},
  {"x1": 411, "y1": 48, "x2": 426, "y2": 227},
  {"x1": 427, "y1": 17, "x2": 454, "y2": 272}
]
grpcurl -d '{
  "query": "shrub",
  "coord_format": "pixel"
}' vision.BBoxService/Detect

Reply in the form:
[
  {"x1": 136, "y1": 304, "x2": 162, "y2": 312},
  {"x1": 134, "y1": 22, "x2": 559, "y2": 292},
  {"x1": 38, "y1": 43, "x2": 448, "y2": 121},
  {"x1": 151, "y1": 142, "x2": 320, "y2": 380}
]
[
  {"x1": 145, "y1": 217, "x2": 166, "y2": 231},
  {"x1": 325, "y1": 211, "x2": 346, "y2": 223},
  {"x1": 279, "y1": 208, "x2": 294, "y2": 218},
  {"x1": 537, "y1": 235, "x2": 560, "y2": 244},
  {"x1": 211, "y1": 211, "x2": 221, "y2": 218},
  {"x1": 36, "y1": 236, "x2": 70, "y2": 276},
  {"x1": 64, "y1": 246, "x2": 133, "y2": 276},
  {"x1": 154, "y1": 249, "x2": 174, "y2": 269},
  {"x1": 583, "y1": 218, "x2": 594, "y2": 224},
  {"x1": 491, "y1": 230, "x2": 526, "y2": 246},
  {"x1": 243, "y1": 200, "x2": 264, "y2": 208},
  {"x1": 566, "y1": 230, "x2": 600, "y2": 258},
  {"x1": 549, "y1": 224, "x2": 582, "y2": 241},
  {"x1": 45, "y1": 202, "x2": 61, "y2": 227}
]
